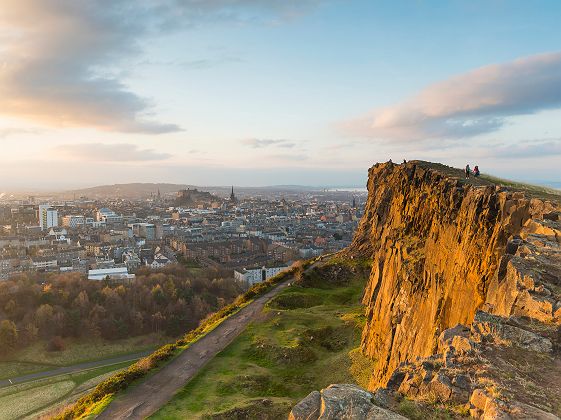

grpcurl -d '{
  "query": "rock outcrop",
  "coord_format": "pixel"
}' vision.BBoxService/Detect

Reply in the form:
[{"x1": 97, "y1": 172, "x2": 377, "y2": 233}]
[
  {"x1": 288, "y1": 384, "x2": 406, "y2": 420},
  {"x1": 348, "y1": 161, "x2": 561, "y2": 418}
]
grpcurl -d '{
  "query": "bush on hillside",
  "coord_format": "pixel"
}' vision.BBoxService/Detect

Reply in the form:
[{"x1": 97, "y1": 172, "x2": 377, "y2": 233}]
[{"x1": 47, "y1": 336, "x2": 66, "y2": 352}]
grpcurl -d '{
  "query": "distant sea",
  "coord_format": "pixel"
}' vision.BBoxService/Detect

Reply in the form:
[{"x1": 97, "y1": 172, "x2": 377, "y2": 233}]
[{"x1": 541, "y1": 182, "x2": 561, "y2": 191}]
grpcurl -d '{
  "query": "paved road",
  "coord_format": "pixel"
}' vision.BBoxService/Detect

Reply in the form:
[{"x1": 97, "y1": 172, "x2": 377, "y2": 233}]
[
  {"x1": 0, "y1": 350, "x2": 153, "y2": 389},
  {"x1": 97, "y1": 277, "x2": 294, "y2": 420}
]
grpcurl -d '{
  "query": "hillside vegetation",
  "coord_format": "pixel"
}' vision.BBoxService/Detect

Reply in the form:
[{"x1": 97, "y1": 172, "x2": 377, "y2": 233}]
[
  {"x1": 0, "y1": 265, "x2": 242, "y2": 363},
  {"x1": 151, "y1": 258, "x2": 373, "y2": 419}
]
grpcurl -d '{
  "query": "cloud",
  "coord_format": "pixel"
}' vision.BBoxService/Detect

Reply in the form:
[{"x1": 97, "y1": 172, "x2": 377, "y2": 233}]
[
  {"x1": 0, "y1": 128, "x2": 44, "y2": 138},
  {"x1": 241, "y1": 138, "x2": 296, "y2": 148},
  {"x1": 342, "y1": 51, "x2": 561, "y2": 142},
  {"x1": 138, "y1": 54, "x2": 244, "y2": 71},
  {"x1": 0, "y1": 0, "x2": 322, "y2": 134},
  {"x1": 266, "y1": 153, "x2": 308, "y2": 161},
  {"x1": 487, "y1": 139, "x2": 561, "y2": 159},
  {"x1": 53, "y1": 143, "x2": 172, "y2": 162}
]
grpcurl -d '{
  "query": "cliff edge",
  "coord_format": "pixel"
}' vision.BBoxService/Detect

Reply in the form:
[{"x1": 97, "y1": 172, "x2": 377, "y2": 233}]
[{"x1": 348, "y1": 160, "x2": 561, "y2": 418}]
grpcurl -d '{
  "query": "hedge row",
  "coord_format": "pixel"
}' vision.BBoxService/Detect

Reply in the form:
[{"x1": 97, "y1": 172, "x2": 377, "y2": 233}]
[{"x1": 53, "y1": 258, "x2": 316, "y2": 420}]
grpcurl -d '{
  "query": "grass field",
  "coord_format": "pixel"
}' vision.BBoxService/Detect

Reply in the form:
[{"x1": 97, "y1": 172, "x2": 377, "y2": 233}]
[
  {"x1": 0, "y1": 361, "x2": 133, "y2": 420},
  {"x1": 151, "y1": 260, "x2": 374, "y2": 419},
  {"x1": 0, "y1": 333, "x2": 168, "y2": 380},
  {"x1": 413, "y1": 160, "x2": 561, "y2": 203}
]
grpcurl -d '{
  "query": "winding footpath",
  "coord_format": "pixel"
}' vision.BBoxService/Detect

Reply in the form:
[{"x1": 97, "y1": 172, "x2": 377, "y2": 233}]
[{"x1": 96, "y1": 277, "x2": 294, "y2": 420}]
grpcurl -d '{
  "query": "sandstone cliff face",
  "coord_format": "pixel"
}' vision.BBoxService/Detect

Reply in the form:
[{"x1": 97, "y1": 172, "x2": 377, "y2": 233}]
[{"x1": 353, "y1": 161, "x2": 560, "y2": 389}]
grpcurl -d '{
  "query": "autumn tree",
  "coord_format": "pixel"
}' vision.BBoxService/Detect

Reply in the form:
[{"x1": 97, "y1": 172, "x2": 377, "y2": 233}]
[{"x1": 0, "y1": 320, "x2": 18, "y2": 353}]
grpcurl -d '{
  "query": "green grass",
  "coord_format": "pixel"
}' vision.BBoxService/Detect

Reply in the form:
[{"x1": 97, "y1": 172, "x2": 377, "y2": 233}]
[
  {"x1": 480, "y1": 173, "x2": 561, "y2": 202},
  {"x1": 0, "y1": 361, "x2": 133, "y2": 420},
  {"x1": 0, "y1": 333, "x2": 167, "y2": 379},
  {"x1": 0, "y1": 361, "x2": 54, "y2": 380},
  {"x1": 412, "y1": 160, "x2": 561, "y2": 203},
  {"x1": 151, "y1": 261, "x2": 371, "y2": 419},
  {"x1": 0, "y1": 380, "x2": 76, "y2": 420}
]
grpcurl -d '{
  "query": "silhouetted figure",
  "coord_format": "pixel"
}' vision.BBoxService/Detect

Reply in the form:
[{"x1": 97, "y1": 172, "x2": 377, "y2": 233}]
[
  {"x1": 465, "y1": 164, "x2": 471, "y2": 179},
  {"x1": 473, "y1": 165, "x2": 480, "y2": 177},
  {"x1": 403, "y1": 159, "x2": 407, "y2": 164}
]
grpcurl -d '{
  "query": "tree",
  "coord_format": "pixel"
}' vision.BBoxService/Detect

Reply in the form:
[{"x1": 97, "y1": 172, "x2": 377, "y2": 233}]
[
  {"x1": 151, "y1": 284, "x2": 165, "y2": 306},
  {"x1": 4, "y1": 299, "x2": 17, "y2": 317},
  {"x1": 0, "y1": 320, "x2": 18, "y2": 353},
  {"x1": 35, "y1": 304, "x2": 55, "y2": 338},
  {"x1": 23, "y1": 322, "x2": 38, "y2": 343}
]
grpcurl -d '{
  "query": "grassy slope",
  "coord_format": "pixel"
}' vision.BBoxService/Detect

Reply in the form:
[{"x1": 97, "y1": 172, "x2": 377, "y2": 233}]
[
  {"x1": 151, "y1": 260, "x2": 373, "y2": 419},
  {"x1": 413, "y1": 160, "x2": 561, "y2": 203},
  {"x1": 0, "y1": 334, "x2": 168, "y2": 380},
  {"x1": 0, "y1": 361, "x2": 134, "y2": 420}
]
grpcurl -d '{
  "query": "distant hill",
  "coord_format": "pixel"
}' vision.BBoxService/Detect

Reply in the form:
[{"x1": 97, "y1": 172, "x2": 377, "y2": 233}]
[
  {"x1": 57, "y1": 183, "x2": 331, "y2": 200},
  {"x1": 60, "y1": 183, "x2": 197, "y2": 199},
  {"x1": 47, "y1": 183, "x2": 369, "y2": 201}
]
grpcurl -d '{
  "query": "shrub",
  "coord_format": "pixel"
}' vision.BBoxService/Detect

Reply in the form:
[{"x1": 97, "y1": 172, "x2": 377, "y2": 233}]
[
  {"x1": 47, "y1": 336, "x2": 66, "y2": 352},
  {"x1": 268, "y1": 292, "x2": 323, "y2": 310}
]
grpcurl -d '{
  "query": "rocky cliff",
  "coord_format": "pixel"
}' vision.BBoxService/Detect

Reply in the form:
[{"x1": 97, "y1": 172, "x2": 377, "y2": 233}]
[{"x1": 345, "y1": 161, "x2": 561, "y2": 418}]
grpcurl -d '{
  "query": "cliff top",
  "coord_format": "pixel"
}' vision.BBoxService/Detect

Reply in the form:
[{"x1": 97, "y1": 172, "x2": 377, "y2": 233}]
[{"x1": 402, "y1": 160, "x2": 561, "y2": 204}]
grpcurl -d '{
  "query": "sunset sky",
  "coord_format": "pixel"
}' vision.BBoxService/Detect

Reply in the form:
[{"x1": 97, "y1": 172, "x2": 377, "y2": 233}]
[{"x1": 1, "y1": 0, "x2": 561, "y2": 190}]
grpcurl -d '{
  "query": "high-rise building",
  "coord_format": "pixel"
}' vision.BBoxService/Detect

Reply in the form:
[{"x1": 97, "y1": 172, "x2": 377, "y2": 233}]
[{"x1": 38, "y1": 204, "x2": 58, "y2": 230}]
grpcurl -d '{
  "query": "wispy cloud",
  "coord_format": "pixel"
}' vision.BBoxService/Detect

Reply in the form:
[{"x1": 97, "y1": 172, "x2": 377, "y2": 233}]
[
  {"x1": 0, "y1": 128, "x2": 44, "y2": 138},
  {"x1": 342, "y1": 51, "x2": 561, "y2": 142},
  {"x1": 266, "y1": 153, "x2": 308, "y2": 161},
  {"x1": 487, "y1": 138, "x2": 561, "y2": 158},
  {"x1": 0, "y1": 0, "x2": 322, "y2": 134},
  {"x1": 138, "y1": 55, "x2": 244, "y2": 71},
  {"x1": 241, "y1": 138, "x2": 297, "y2": 148},
  {"x1": 53, "y1": 143, "x2": 172, "y2": 162}
]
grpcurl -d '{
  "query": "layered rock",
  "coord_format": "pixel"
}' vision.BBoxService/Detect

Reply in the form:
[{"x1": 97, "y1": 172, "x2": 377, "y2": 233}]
[{"x1": 352, "y1": 161, "x2": 560, "y2": 390}]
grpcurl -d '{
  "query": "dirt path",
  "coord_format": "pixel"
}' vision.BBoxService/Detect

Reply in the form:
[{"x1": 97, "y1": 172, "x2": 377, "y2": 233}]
[{"x1": 96, "y1": 278, "x2": 294, "y2": 420}]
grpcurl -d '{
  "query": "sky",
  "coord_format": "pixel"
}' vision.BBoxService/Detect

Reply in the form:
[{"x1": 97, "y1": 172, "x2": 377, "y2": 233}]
[{"x1": 1, "y1": 0, "x2": 561, "y2": 190}]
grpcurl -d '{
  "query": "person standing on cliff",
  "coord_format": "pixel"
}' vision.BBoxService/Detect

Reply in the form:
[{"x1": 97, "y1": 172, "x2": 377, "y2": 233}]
[{"x1": 465, "y1": 164, "x2": 471, "y2": 179}]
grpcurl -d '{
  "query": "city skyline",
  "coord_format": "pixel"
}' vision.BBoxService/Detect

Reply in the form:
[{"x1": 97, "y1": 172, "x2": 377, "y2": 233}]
[{"x1": 1, "y1": 0, "x2": 561, "y2": 189}]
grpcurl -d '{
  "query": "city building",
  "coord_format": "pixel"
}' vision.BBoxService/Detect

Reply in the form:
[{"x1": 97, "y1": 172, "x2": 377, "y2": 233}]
[
  {"x1": 96, "y1": 208, "x2": 122, "y2": 224},
  {"x1": 62, "y1": 214, "x2": 85, "y2": 228},
  {"x1": 87, "y1": 266, "x2": 134, "y2": 281},
  {"x1": 38, "y1": 204, "x2": 58, "y2": 230},
  {"x1": 234, "y1": 264, "x2": 289, "y2": 285},
  {"x1": 30, "y1": 255, "x2": 58, "y2": 270}
]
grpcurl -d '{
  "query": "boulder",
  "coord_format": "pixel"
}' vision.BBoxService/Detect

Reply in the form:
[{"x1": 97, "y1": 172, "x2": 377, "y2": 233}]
[
  {"x1": 288, "y1": 390, "x2": 321, "y2": 420},
  {"x1": 320, "y1": 384, "x2": 374, "y2": 419},
  {"x1": 510, "y1": 402, "x2": 561, "y2": 419},
  {"x1": 289, "y1": 384, "x2": 406, "y2": 420},
  {"x1": 438, "y1": 324, "x2": 471, "y2": 353},
  {"x1": 469, "y1": 388, "x2": 510, "y2": 420}
]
